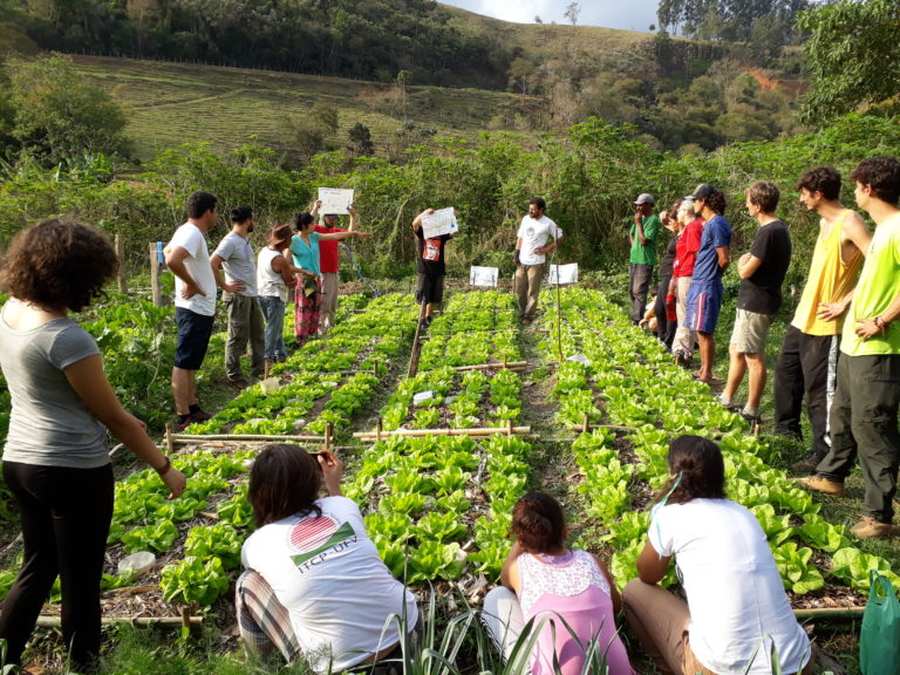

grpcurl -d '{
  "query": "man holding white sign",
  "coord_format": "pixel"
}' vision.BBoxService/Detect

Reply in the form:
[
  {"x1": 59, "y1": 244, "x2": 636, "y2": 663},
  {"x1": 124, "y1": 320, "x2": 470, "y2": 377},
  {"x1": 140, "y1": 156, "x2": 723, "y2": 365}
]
[
  {"x1": 515, "y1": 197, "x2": 563, "y2": 322},
  {"x1": 311, "y1": 198, "x2": 358, "y2": 334},
  {"x1": 317, "y1": 187, "x2": 354, "y2": 216},
  {"x1": 413, "y1": 207, "x2": 454, "y2": 324}
]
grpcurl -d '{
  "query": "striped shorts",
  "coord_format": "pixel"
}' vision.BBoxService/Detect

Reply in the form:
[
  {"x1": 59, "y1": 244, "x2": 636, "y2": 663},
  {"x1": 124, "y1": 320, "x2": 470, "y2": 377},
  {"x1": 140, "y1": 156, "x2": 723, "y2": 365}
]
[{"x1": 685, "y1": 281, "x2": 724, "y2": 335}]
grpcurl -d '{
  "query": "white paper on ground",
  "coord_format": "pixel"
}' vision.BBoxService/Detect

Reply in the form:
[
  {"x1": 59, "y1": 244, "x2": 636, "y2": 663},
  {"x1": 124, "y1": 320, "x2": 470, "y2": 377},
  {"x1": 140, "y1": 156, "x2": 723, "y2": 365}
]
[
  {"x1": 421, "y1": 207, "x2": 459, "y2": 239},
  {"x1": 318, "y1": 187, "x2": 355, "y2": 215},
  {"x1": 548, "y1": 263, "x2": 579, "y2": 285},
  {"x1": 413, "y1": 391, "x2": 434, "y2": 406},
  {"x1": 566, "y1": 353, "x2": 591, "y2": 366},
  {"x1": 469, "y1": 266, "x2": 499, "y2": 288}
]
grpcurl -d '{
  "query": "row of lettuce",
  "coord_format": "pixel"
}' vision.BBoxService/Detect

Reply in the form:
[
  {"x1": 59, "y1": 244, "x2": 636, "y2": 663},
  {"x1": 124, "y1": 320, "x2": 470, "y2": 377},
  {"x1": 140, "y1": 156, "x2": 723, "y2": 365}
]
[{"x1": 537, "y1": 287, "x2": 898, "y2": 595}]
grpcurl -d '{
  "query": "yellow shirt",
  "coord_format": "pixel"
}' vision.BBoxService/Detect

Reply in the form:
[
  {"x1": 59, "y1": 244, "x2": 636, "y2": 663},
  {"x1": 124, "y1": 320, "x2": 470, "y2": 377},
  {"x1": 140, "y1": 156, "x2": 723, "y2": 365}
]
[{"x1": 791, "y1": 210, "x2": 864, "y2": 336}]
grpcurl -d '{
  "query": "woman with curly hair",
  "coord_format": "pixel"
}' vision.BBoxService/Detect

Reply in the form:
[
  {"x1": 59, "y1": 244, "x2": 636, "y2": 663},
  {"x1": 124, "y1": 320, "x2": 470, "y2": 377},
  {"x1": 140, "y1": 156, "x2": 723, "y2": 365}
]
[
  {"x1": 624, "y1": 436, "x2": 812, "y2": 675},
  {"x1": 0, "y1": 220, "x2": 187, "y2": 672}
]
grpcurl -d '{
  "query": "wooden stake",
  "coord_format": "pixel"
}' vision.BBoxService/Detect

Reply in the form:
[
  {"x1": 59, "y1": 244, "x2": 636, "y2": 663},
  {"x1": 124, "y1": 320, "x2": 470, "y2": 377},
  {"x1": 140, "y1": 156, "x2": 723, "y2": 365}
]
[
  {"x1": 324, "y1": 423, "x2": 333, "y2": 453},
  {"x1": 114, "y1": 234, "x2": 127, "y2": 293},
  {"x1": 506, "y1": 419, "x2": 513, "y2": 437},
  {"x1": 165, "y1": 423, "x2": 174, "y2": 455},
  {"x1": 149, "y1": 242, "x2": 162, "y2": 307},
  {"x1": 407, "y1": 299, "x2": 428, "y2": 378},
  {"x1": 376, "y1": 417, "x2": 383, "y2": 442},
  {"x1": 582, "y1": 413, "x2": 590, "y2": 433}
]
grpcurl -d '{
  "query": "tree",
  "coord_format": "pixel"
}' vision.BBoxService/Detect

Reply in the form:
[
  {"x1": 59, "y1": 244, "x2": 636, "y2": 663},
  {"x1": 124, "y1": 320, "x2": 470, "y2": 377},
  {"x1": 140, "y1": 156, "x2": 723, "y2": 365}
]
[
  {"x1": 7, "y1": 54, "x2": 129, "y2": 164},
  {"x1": 311, "y1": 102, "x2": 339, "y2": 135},
  {"x1": 564, "y1": 2, "x2": 580, "y2": 27},
  {"x1": 282, "y1": 115, "x2": 326, "y2": 163},
  {"x1": 798, "y1": 0, "x2": 900, "y2": 122},
  {"x1": 348, "y1": 122, "x2": 374, "y2": 156}
]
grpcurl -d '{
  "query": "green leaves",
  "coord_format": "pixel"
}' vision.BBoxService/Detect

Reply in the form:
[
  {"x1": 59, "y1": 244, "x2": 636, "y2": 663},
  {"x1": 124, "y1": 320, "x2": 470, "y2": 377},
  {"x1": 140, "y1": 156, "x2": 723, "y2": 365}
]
[
  {"x1": 831, "y1": 547, "x2": 900, "y2": 591},
  {"x1": 184, "y1": 524, "x2": 242, "y2": 571},
  {"x1": 121, "y1": 519, "x2": 178, "y2": 554},
  {"x1": 772, "y1": 542, "x2": 824, "y2": 595},
  {"x1": 160, "y1": 556, "x2": 230, "y2": 607}
]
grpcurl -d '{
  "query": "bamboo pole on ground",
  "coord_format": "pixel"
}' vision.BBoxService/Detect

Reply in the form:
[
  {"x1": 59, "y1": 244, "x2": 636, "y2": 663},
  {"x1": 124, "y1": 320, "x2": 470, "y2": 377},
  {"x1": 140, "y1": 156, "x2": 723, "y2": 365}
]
[
  {"x1": 453, "y1": 361, "x2": 528, "y2": 372},
  {"x1": 353, "y1": 425, "x2": 531, "y2": 440},
  {"x1": 114, "y1": 234, "x2": 127, "y2": 294},
  {"x1": 170, "y1": 433, "x2": 327, "y2": 444},
  {"x1": 36, "y1": 615, "x2": 203, "y2": 627},
  {"x1": 792, "y1": 607, "x2": 865, "y2": 620},
  {"x1": 149, "y1": 242, "x2": 162, "y2": 307},
  {"x1": 407, "y1": 299, "x2": 428, "y2": 378}
]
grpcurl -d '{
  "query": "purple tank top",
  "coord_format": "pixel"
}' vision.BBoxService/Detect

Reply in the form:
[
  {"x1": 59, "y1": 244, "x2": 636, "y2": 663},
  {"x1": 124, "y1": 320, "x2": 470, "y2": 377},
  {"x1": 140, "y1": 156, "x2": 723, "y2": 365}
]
[{"x1": 518, "y1": 550, "x2": 634, "y2": 675}]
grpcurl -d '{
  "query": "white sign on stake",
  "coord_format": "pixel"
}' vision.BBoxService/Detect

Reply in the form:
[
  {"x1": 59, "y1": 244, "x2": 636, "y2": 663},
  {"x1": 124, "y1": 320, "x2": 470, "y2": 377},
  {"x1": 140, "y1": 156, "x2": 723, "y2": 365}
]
[
  {"x1": 421, "y1": 207, "x2": 459, "y2": 239},
  {"x1": 469, "y1": 266, "x2": 499, "y2": 288},
  {"x1": 318, "y1": 187, "x2": 355, "y2": 215},
  {"x1": 548, "y1": 263, "x2": 579, "y2": 286}
]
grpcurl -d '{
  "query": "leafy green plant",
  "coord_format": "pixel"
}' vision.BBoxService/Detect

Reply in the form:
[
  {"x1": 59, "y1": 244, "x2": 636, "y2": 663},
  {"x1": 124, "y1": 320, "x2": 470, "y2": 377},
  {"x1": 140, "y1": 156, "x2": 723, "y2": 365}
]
[
  {"x1": 120, "y1": 519, "x2": 178, "y2": 554},
  {"x1": 160, "y1": 556, "x2": 230, "y2": 607},
  {"x1": 183, "y1": 524, "x2": 242, "y2": 571}
]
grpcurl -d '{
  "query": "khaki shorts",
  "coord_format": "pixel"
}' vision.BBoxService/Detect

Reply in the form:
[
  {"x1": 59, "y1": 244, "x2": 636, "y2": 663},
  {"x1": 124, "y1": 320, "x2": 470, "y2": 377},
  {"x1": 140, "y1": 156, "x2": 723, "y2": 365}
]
[{"x1": 730, "y1": 308, "x2": 772, "y2": 354}]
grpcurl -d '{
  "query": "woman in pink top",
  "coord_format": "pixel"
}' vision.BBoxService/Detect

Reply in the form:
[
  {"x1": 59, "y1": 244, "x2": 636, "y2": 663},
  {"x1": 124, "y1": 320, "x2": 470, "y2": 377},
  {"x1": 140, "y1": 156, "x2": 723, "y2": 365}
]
[{"x1": 483, "y1": 492, "x2": 634, "y2": 675}]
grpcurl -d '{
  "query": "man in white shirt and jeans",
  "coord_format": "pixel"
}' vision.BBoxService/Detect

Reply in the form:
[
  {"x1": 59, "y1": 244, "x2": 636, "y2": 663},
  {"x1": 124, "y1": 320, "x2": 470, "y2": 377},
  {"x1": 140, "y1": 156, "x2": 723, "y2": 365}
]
[
  {"x1": 164, "y1": 191, "x2": 219, "y2": 430},
  {"x1": 514, "y1": 197, "x2": 562, "y2": 322}
]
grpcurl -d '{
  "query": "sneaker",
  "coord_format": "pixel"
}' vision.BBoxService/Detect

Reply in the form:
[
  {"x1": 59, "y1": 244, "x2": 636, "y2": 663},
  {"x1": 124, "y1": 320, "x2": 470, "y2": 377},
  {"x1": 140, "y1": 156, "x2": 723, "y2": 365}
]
[
  {"x1": 850, "y1": 516, "x2": 897, "y2": 540},
  {"x1": 797, "y1": 475, "x2": 845, "y2": 496}
]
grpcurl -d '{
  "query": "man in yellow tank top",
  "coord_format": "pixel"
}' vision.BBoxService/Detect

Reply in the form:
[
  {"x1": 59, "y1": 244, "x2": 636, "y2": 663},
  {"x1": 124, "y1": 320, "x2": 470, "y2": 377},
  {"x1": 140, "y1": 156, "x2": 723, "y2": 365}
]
[
  {"x1": 774, "y1": 167, "x2": 870, "y2": 470},
  {"x1": 801, "y1": 157, "x2": 900, "y2": 539}
]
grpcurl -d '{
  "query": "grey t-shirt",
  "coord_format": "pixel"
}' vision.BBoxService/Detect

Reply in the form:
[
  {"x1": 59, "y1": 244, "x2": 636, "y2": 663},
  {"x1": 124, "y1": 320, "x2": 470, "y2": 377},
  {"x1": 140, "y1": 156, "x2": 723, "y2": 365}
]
[
  {"x1": 213, "y1": 232, "x2": 258, "y2": 297},
  {"x1": 0, "y1": 314, "x2": 109, "y2": 469}
]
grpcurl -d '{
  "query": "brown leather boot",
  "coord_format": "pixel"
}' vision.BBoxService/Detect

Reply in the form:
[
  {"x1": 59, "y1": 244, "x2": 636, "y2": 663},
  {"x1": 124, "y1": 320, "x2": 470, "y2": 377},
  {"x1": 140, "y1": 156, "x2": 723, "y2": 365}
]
[
  {"x1": 797, "y1": 475, "x2": 845, "y2": 496},
  {"x1": 850, "y1": 516, "x2": 897, "y2": 540}
]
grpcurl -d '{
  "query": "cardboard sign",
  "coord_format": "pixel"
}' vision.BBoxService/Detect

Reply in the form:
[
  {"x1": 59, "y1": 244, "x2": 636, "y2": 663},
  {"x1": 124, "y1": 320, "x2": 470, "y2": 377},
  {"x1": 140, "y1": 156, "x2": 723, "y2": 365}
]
[
  {"x1": 548, "y1": 263, "x2": 579, "y2": 286},
  {"x1": 318, "y1": 187, "x2": 355, "y2": 215},
  {"x1": 469, "y1": 266, "x2": 499, "y2": 288},
  {"x1": 421, "y1": 207, "x2": 459, "y2": 239}
]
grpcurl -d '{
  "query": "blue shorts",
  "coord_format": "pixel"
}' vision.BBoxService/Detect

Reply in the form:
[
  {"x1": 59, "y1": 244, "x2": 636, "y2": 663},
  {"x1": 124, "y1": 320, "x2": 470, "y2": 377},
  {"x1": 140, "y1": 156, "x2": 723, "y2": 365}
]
[
  {"x1": 175, "y1": 308, "x2": 215, "y2": 370},
  {"x1": 685, "y1": 282, "x2": 723, "y2": 335}
]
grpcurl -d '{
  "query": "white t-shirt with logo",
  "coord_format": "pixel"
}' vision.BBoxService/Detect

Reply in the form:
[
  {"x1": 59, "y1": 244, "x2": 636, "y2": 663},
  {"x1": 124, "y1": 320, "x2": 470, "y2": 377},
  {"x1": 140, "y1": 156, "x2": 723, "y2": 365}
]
[
  {"x1": 517, "y1": 215, "x2": 562, "y2": 266},
  {"x1": 241, "y1": 496, "x2": 418, "y2": 673},
  {"x1": 649, "y1": 499, "x2": 811, "y2": 675},
  {"x1": 167, "y1": 223, "x2": 217, "y2": 317}
]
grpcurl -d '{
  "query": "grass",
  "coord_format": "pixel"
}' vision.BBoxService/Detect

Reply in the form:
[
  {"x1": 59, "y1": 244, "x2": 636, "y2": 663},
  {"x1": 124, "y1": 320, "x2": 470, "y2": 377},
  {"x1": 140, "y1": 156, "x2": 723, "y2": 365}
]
[{"x1": 70, "y1": 55, "x2": 536, "y2": 160}]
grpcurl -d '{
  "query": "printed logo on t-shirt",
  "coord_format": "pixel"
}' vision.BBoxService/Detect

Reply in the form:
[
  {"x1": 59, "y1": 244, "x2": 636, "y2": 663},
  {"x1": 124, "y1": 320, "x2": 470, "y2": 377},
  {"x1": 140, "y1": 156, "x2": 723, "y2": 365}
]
[
  {"x1": 423, "y1": 239, "x2": 442, "y2": 262},
  {"x1": 287, "y1": 516, "x2": 358, "y2": 573}
]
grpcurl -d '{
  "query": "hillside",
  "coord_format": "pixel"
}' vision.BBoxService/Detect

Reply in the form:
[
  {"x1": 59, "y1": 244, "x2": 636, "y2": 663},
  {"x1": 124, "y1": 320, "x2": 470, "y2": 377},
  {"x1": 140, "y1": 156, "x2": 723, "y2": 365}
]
[{"x1": 73, "y1": 56, "x2": 536, "y2": 160}]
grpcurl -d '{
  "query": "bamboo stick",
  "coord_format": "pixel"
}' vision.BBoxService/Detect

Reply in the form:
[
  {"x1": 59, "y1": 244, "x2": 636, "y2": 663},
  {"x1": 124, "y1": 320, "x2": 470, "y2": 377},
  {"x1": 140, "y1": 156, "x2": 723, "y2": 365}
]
[
  {"x1": 792, "y1": 607, "x2": 865, "y2": 619},
  {"x1": 36, "y1": 615, "x2": 203, "y2": 627},
  {"x1": 171, "y1": 433, "x2": 326, "y2": 443},
  {"x1": 452, "y1": 361, "x2": 528, "y2": 372},
  {"x1": 354, "y1": 425, "x2": 531, "y2": 440}
]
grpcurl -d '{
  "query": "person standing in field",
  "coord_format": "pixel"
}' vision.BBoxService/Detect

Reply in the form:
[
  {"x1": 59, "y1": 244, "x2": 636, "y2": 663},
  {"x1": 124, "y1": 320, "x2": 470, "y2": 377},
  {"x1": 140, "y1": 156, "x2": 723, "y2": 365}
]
[
  {"x1": 412, "y1": 208, "x2": 454, "y2": 325},
  {"x1": 628, "y1": 194, "x2": 660, "y2": 325},
  {"x1": 684, "y1": 185, "x2": 731, "y2": 384},
  {"x1": 0, "y1": 220, "x2": 186, "y2": 673},
  {"x1": 671, "y1": 198, "x2": 704, "y2": 367},
  {"x1": 773, "y1": 167, "x2": 870, "y2": 471},
  {"x1": 211, "y1": 206, "x2": 265, "y2": 387},
  {"x1": 312, "y1": 200, "x2": 359, "y2": 335},
  {"x1": 164, "y1": 191, "x2": 219, "y2": 429},
  {"x1": 654, "y1": 201, "x2": 681, "y2": 350},
  {"x1": 718, "y1": 182, "x2": 792, "y2": 424},
  {"x1": 800, "y1": 157, "x2": 900, "y2": 540},
  {"x1": 289, "y1": 213, "x2": 366, "y2": 345},
  {"x1": 257, "y1": 224, "x2": 304, "y2": 376},
  {"x1": 515, "y1": 197, "x2": 562, "y2": 323}
]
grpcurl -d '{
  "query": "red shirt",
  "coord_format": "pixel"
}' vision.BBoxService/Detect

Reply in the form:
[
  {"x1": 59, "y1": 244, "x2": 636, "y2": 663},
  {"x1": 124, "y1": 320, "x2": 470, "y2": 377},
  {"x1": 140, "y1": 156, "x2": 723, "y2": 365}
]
[
  {"x1": 674, "y1": 217, "x2": 704, "y2": 278},
  {"x1": 314, "y1": 225, "x2": 344, "y2": 273}
]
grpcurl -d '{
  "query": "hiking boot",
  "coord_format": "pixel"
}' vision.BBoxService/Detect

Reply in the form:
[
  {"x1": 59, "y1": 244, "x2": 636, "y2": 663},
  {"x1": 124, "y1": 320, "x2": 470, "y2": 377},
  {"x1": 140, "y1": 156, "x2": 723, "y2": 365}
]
[
  {"x1": 797, "y1": 475, "x2": 845, "y2": 496},
  {"x1": 189, "y1": 406, "x2": 212, "y2": 422},
  {"x1": 792, "y1": 450, "x2": 824, "y2": 473},
  {"x1": 850, "y1": 516, "x2": 897, "y2": 540},
  {"x1": 175, "y1": 415, "x2": 193, "y2": 432}
]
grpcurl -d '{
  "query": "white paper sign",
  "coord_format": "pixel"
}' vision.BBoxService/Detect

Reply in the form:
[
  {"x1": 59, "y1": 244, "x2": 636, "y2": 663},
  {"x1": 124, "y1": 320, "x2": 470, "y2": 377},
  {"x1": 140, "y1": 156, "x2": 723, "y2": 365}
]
[
  {"x1": 548, "y1": 263, "x2": 579, "y2": 286},
  {"x1": 469, "y1": 266, "x2": 499, "y2": 288},
  {"x1": 421, "y1": 207, "x2": 459, "y2": 239},
  {"x1": 318, "y1": 187, "x2": 355, "y2": 215},
  {"x1": 413, "y1": 391, "x2": 434, "y2": 406}
]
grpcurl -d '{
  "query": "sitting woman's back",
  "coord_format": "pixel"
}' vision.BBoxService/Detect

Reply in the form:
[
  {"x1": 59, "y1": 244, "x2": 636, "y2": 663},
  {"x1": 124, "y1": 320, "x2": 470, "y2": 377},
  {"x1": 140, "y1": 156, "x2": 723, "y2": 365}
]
[{"x1": 518, "y1": 548, "x2": 631, "y2": 675}]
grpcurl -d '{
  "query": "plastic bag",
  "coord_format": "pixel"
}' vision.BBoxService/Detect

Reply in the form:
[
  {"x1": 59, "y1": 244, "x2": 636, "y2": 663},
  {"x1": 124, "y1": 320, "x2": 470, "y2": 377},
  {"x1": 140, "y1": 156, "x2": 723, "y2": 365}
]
[{"x1": 860, "y1": 570, "x2": 900, "y2": 674}]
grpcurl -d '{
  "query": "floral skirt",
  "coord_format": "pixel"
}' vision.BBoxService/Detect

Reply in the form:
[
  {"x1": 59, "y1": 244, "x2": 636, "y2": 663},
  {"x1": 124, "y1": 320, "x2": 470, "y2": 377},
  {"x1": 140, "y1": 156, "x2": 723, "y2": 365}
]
[{"x1": 294, "y1": 276, "x2": 321, "y2": 342}]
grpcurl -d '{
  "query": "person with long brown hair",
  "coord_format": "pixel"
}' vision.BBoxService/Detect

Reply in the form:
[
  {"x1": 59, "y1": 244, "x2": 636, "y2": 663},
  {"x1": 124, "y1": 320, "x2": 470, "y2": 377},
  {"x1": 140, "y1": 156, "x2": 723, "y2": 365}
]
[
  {"x1": 0, "y1": 220, "x2": 186, "y2": 672},
  {"x1": 237, "y1": 444, "x2": 416, "y2": 673},
  {"x1": 623, "y1": 436, "x2": 812, "y2": 675}
]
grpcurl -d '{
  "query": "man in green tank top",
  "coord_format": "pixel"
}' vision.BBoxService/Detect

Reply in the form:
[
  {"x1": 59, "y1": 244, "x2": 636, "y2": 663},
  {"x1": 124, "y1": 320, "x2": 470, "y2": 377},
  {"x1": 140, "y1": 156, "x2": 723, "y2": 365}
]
[{"x1": 800, "y1": 157, "x2": 900, "y2": 539}]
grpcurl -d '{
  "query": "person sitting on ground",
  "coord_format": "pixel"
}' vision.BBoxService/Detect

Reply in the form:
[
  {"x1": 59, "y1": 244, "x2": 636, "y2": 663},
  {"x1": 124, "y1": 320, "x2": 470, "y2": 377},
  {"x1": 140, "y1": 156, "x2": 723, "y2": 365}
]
[
  {"x1": 718, "y1": 181, "x2": 793, "y2": 424},
  {"x1": 238, "y1": 444, "x2": 418, "y2": 673},
  {"x1": 412, "y1": 207, "x2": 454, "y2": 325},
  {"x1": 483, "y1": 491, "x2": 634, "y2": 675},
  {"x1": 257, "y1": 224, "x2": 305, "y2": 375},
  {"x1": 638, "y1": 295, "x2": 659, "y2": 334},
  {"x1": 623, "y1": 435, "x2": 813, "y2": 675},
  {"x1": 0, "y1": 220, "x2": 186, "y2": 673}
]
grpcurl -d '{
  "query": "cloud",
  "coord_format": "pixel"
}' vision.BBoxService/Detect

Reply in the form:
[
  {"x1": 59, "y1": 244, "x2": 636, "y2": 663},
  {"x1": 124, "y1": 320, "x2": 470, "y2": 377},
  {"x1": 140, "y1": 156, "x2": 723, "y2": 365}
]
[{"x1": 442, "y1": 0, "x2": 659, "y2": 33}]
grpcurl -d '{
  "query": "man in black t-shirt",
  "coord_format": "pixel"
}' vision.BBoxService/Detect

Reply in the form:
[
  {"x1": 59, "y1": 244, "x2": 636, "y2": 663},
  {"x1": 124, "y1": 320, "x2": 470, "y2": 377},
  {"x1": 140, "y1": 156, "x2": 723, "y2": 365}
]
[
  {"x1": 412, "y1": 208, "x2": 452, "y2": 324},
  {"x1": 719, "y1": 181, "x2": 792, "y2": 422}
]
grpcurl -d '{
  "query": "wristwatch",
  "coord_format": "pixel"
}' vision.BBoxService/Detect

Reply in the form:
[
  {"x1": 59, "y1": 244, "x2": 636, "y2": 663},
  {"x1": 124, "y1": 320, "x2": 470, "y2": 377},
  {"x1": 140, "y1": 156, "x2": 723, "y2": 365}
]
[{"x1": 155, "y1": 456, "x2": 172, "y2": 476}]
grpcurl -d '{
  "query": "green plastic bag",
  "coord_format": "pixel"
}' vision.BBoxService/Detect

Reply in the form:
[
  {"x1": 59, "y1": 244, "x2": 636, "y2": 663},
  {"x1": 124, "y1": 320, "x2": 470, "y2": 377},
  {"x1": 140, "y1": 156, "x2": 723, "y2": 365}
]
[{"x1": 860, "y1": 570, "x2": 900, "y2": 675}]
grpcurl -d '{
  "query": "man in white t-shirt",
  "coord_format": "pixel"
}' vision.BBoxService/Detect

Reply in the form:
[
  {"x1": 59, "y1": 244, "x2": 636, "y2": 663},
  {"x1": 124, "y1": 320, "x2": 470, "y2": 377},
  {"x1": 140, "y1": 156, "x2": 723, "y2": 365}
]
[
  {"x1": 164, "y1": 191, "x2": 219, "y2": 430},
  {"x1": 212, "y1": 206, "x2": 265, "y2": 386},
  {"x1": 514, "y1": 197, "x2": 562, "y2": 322}
]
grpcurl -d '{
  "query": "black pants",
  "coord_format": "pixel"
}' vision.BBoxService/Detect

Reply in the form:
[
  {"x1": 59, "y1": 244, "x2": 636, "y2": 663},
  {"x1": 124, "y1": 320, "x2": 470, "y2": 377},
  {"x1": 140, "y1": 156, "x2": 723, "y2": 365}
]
[
  {"x1": 654, "y1": 275, "x2": 676, "y2": 350},
  {"x1": 0, "y1": 462, "x2": 114, "y2": 670},
  {"x1": 817, "y1": 355, "x2": 900, "y2": 522},
  {"x1": 629, "y1": 264, "x2": 653, "y2": 324},
  {"x1": 773, "y1": 325, "x2": 840, "y2": 461}
]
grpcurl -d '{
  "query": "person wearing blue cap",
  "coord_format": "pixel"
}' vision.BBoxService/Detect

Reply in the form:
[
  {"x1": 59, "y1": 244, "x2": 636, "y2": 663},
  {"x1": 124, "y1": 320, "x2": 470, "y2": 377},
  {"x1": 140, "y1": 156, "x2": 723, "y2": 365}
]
[{"x1": 629, "y1": 194, "x2": 660, "y2": 324}]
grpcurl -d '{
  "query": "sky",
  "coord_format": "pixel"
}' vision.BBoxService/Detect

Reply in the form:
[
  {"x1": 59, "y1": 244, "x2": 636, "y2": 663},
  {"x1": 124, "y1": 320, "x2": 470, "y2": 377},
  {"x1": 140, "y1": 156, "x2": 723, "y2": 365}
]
[{"x1": 440, "y1": 0, "x2": 660, "y2": 33}]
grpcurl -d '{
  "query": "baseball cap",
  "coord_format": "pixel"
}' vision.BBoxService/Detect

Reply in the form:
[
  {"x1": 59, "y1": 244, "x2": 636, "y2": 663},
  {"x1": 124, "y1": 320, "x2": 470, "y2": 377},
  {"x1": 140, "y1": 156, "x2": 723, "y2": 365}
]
[
  {"x1": 634, "y1": 193, "x2": 655, "y2": 206},
  {"x1": 692, "y1": 183, "x2": 715, "y2": 200}
]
